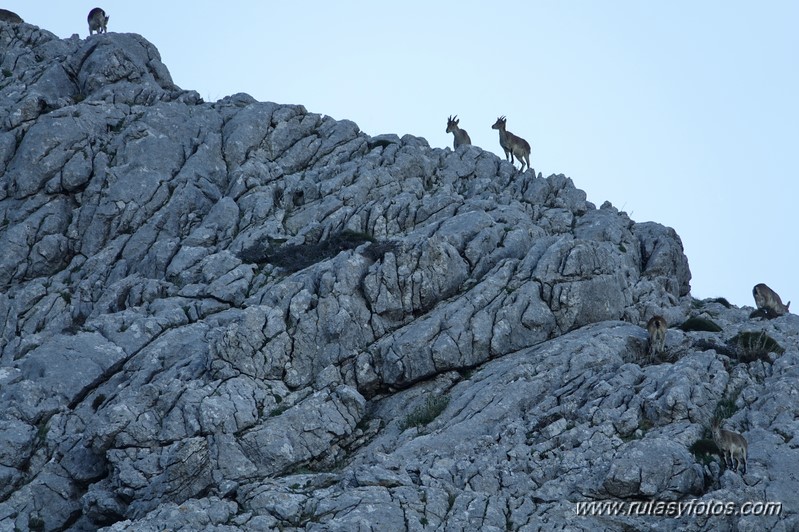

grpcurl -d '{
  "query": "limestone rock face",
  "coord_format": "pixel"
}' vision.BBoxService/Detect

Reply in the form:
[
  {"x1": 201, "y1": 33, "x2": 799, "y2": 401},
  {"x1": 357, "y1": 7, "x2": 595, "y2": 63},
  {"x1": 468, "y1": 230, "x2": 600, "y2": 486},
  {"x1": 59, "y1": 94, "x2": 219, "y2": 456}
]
[{"x1": 1, "y1": 21, "x2": 797, "y2": 532}]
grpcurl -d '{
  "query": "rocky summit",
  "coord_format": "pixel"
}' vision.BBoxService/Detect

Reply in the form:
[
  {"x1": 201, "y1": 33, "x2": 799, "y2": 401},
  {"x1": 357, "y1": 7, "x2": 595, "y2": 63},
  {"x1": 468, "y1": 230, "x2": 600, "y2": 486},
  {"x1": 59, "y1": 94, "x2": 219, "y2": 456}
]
[{"x1": 1, "y1": 19, "x2": 797, "y2": 532}]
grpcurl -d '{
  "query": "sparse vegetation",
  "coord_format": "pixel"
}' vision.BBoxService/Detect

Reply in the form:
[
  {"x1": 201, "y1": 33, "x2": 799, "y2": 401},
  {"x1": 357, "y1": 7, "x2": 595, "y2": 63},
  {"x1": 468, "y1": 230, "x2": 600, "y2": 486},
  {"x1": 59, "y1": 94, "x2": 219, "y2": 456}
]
[
  {"x1": 238, "y1": 230, "x2": 395, "y2": 272},
  {"x1": 400, "y1": 394, "x2": 450, "y2": 431},
  {"x1": 457, "y1": 367, "x2": 477, "y2": 381},
  {"x1": 529, "y1": 413, "x2": 564, "y2": 435},
  {"x1": 63, "y1": 311, "x2": 88, "y2": 335},
  {"x1": 710, "y1": 297, "x2": 732, "y2": 308},
  {"x1": 360, "y1": 239, "x2": 400, "y2": 263},
  {"x1": 729, "y1": 331, "x2": 784, "y2": 362},
  {"x1": 28, "y1": 514, "x2": 45, "y2": 532},
  {"x1": 714, "y1": 395, "x2": 739, "y2": 421},
  {"x1": 689, "y1": 438, "x2": 719, "y2": 466},
  {"x1": 269, "y1": 404, "x2": 290, "y2": 417},
  {"x1": 678, "y1": 317, "x2": 722, "y2": 333},
  {"x1": 91, "y1": 394, "x2": 106, "y2": 411},
  {"x1": 35, "y1": 417, "x2": 50, "y2": 446}
]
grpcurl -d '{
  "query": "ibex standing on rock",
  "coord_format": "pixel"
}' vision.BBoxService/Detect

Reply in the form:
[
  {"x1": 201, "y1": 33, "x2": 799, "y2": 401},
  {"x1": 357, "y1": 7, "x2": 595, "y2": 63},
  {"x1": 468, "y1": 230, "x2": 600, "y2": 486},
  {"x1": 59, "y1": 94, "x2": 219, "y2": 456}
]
[
  {"x1": 712, "y1": 419, "x2": 748, "y2": 474},
  {"x1": 646, "y1": 315, "x2": 667, "y2": 358},
  {"x1": 446, "y1": 115, "x2": 471, "y2": 149},
  {"x1": 491, "y1": 116, "x2": 531, "y2": 172},
  {"x1": 753, "y1": 283, "x2": 790, "y2": 318},
  {"x1": 88, "y1": 8, "x2": 109, "y2": 35}
]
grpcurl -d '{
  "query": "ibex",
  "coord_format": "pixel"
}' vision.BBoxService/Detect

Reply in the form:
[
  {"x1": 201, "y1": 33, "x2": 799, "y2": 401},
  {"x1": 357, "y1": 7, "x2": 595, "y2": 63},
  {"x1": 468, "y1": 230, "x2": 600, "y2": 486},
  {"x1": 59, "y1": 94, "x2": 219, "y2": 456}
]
[
  {"x1": 711, "y1": 419, "x2": 748, "y2": 474},
  {"x1": 0, "y1": 9, "x2": 23, "y2": 24},
  {"x1": 88, "y1": 7, "x2": 109, "y2": 35},
  {"x1": 446, "y1": 115, "x2": 471, "y2": 149},
  {"x1": 491, "y1": 116, "x2": 531, "y2": 172},
  {"x1": 753, "y1": 283, "x2": 790, "y2": 318},
  {"x1": 646, "y1": 315, "x2": 667, "y2": 358}
]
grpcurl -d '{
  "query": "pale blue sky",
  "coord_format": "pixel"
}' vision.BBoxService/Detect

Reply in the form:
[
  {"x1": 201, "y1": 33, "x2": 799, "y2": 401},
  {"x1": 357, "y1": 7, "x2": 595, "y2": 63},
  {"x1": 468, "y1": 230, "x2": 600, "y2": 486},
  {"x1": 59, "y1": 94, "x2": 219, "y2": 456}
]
[{"x1": 6, "y1": 1, "x2": 798, "y2": 308}]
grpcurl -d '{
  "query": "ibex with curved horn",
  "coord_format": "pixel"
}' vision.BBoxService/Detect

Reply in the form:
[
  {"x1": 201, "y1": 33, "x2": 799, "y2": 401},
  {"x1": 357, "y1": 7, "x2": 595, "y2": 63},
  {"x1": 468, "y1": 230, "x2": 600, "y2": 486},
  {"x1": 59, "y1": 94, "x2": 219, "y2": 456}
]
[
  {"x1": 446, "y1": 115, "x2": 471, "y2": 149},
  {"x1": 712, "y1": 419, "x2": 748, "y2": 474},
  {"x1": 491, "y1": 116, "x2": 531, "y2": 172}
]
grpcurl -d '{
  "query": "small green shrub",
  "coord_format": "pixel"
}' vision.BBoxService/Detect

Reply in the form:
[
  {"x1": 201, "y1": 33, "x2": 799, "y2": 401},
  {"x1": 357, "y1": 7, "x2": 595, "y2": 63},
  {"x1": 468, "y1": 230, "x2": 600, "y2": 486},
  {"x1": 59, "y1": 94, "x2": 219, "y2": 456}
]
[
  {"x1": 269, "y1": 405, "x2": 289, "y2": 417},
  {"x1": 710, "y1": 297, "x2": 732, "y2": 308},
  {"x1": 447, "y1": 492, "x2": 457, "y2": 512},
  {"x1": 400, "y1": 394, "x2": 449, "y2": 431},
  {"x1": 678, "y1": 317, "x2": 722, "y2": 332},
  {"x1": 457, "y1": 367, "x2": 477, "y2": 381},
  {"x1": 714, "y1": 397, "x2": 738, "y2": 421},
  {"x1": 91, "y1": 394, "x2": 106, "y2": 411},
  {"x1": 729, "y1": 331, "x2": 784, "y2": 362},
  {"x1": 36, "y1": 419, "x2": 49, "y2": 445},
  {"x1": 690, "y1": 438, "x2": 720, "y2": 465},
  {"x1": 28, "y1": 515, "x2": 45, "y2": 532}
]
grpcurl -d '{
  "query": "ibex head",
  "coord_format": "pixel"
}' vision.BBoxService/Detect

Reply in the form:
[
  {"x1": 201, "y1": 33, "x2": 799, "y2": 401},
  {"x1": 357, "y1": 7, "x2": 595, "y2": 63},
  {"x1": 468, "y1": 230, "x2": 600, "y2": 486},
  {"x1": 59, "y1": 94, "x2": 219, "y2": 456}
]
[
  {"x1": 446, "y1": 115, "x2": 460, "y2": 133},
  {"x1": 491, "y1": 116, "x2": 531, "y2": 172},
  {"x1": 446, "y1": 115, "x2": 471, "y2": 149}
]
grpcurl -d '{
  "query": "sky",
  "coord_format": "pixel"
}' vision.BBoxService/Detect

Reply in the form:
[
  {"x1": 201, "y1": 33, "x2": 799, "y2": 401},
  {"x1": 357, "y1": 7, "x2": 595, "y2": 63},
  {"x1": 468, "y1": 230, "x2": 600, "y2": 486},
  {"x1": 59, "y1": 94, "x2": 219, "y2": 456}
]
[{"x1": 5, "y1": 1, "x2": 798, "y2": 309}]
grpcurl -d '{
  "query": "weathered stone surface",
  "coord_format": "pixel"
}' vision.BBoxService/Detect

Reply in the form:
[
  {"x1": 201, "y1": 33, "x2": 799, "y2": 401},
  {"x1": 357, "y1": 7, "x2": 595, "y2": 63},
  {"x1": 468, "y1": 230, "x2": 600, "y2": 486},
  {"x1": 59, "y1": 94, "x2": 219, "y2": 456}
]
[
  {"x1": 602, "y1": 438, "x2": 704, "y2": 499},
  {"x1": 0, "y1": 21, "x2": 796, "y2": 532}
]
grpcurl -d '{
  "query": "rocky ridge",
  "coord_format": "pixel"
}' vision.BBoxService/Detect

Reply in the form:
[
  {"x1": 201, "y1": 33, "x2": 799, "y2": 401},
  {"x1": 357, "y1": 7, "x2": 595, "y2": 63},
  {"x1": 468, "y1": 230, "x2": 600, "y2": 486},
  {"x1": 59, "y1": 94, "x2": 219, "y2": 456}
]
[{"x1": 0, "y1": 20, "x2": 797, "y2": 531}]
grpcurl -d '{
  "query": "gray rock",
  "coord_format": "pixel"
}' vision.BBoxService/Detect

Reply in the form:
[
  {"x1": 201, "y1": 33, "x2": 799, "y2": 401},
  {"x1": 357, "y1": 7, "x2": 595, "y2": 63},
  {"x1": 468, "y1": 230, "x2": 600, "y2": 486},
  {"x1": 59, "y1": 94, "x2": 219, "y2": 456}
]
[
  {"x1": 0, "y1": 22, "x2": 796, "y2": 532},
  {"x1": 602, "y1": 438, "x2": 704, "y2": 499}
]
